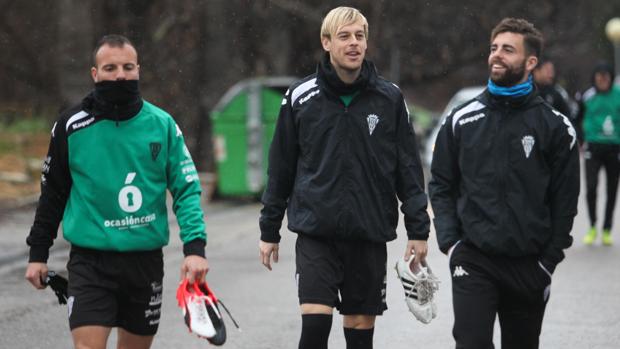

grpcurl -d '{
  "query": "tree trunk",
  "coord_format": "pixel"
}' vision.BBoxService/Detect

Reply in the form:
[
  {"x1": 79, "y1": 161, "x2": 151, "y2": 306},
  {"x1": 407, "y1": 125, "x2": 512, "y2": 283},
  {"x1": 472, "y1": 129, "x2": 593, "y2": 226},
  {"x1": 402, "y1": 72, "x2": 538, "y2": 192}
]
[{"x1": 57, "y1": 0, "x2": 95, "y2": 108}]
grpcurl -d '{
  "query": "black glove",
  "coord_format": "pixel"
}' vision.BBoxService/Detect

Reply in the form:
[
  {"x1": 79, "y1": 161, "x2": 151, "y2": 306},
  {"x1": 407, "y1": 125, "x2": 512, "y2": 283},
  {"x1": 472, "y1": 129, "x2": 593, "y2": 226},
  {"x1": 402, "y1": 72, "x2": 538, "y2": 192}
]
[{"x1": 43, "y1": 271, "x2": 68, "y2": 305}]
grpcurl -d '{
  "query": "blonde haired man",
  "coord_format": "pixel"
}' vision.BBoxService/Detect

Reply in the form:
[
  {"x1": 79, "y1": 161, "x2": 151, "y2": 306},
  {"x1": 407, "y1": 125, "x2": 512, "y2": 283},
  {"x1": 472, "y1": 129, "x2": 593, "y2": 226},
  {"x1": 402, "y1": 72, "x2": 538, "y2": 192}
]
[
  {"x1": 320, "y1": 6, "x2": 368, "y2": 43},
  {"x1": 259, "y1": 6, "x2": 430, "y2": 349}
]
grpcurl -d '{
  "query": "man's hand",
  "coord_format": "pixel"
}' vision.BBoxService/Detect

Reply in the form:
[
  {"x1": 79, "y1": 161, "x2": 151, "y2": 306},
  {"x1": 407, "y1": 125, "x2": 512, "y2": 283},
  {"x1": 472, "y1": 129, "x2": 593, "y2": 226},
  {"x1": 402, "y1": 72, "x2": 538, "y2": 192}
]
[
  {"x1": 25, "y1": 262, "x2": 48, "y2": 289},
  {"x1": 181, "y1": 255, "x2": 209, "y2": 284},
  {"x1": 259, "y1": 240, "x2": 279, "y2": 271},
  {"x1": 404, "y1": 240, "x2": 428, "y2": 268}
]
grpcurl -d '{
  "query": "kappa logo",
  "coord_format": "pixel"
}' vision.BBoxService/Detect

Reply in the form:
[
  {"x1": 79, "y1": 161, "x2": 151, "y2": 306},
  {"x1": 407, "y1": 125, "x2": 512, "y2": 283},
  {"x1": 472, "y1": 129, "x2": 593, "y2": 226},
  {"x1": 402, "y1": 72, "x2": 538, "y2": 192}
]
[
  {"x1": 150, "y1": 142, "x2": 161, "y2": 161},
  {"x1": 458, "y1": 112, "x2": 485, "y2": 126},
  {"x1": 522, "y1": 135, "x2": 535, "y2": 158},
  {"x1": 453, "y1": 266, "x2": 469, "y2": 277},
  {"x1": 72, "y1": 117, "x2": 95, "y2": 130},
  {"x1": 367, "y1": 114, "x2": 379, "y2": 135},
  {"x1": 299, "y1": 90, "x2": 319, "y2": 105}
]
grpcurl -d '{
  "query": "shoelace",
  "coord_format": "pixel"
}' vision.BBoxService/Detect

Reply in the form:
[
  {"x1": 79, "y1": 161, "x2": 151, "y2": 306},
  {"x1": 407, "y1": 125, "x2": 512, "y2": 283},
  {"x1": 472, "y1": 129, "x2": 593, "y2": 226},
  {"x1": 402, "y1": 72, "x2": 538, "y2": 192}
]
[
  {"x1": 217, "y1": 299, "x2": 241, "y2": 330},
  {"x1": 404, "y1": 268, "x2": 440, "y2": 304},
  {"x1": 177, "y1": 279, "x2": 242, "y2": 332}
]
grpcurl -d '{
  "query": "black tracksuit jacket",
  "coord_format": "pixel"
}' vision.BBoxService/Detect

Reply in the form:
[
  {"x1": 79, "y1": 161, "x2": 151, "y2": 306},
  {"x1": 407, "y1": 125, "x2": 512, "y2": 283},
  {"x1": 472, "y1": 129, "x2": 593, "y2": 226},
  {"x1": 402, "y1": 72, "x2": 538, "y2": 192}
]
[
  {"x1": 429, "y1": 89, "x2": 580, "y2": 273},
  {"x1": 259, "y1": 60, "x2": 430, "y2": 244}
]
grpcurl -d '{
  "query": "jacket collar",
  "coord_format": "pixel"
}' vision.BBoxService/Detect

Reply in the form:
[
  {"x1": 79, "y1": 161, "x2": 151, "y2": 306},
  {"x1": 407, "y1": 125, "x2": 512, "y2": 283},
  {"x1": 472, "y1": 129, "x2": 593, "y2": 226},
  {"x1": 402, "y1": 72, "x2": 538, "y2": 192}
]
[
  {"x1": 316, "y1": 52, "x2": 379, "y2": 98},
  {"x1": 81, "y1": 90, "x2": 143, "y2": 122}
]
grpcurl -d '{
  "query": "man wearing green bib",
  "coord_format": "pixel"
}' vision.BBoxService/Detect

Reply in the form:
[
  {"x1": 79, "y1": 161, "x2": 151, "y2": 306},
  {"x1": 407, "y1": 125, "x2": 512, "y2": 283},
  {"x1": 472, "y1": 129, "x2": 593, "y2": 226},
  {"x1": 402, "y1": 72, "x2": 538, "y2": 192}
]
[
  {"x1": 578, "y1": 62, "x2": 620, "y2": 246},
  {"x1": 25, "y1": 35, "x2": 209, "y2": 349}
]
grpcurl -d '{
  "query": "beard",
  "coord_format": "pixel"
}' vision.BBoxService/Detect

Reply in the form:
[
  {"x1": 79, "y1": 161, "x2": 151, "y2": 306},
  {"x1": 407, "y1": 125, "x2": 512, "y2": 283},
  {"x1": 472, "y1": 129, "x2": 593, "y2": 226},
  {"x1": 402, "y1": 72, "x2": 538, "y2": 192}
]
[{"x1": 489, "y1": 59, "x2": 527, "y2": 87}]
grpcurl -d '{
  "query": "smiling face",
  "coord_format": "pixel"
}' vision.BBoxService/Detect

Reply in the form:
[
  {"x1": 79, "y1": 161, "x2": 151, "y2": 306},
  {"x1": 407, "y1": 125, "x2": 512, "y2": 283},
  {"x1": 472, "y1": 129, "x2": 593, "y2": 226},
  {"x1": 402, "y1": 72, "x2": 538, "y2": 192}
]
[
  {"x1": 488, "y1": 32, "x2": 538, "y2": 87},
  {"x1": 321, "y1": 21, "x2": 367, "y2": 79},
  {"x1": 90, "y1": 43, "x2": 140, "y2": 82}
]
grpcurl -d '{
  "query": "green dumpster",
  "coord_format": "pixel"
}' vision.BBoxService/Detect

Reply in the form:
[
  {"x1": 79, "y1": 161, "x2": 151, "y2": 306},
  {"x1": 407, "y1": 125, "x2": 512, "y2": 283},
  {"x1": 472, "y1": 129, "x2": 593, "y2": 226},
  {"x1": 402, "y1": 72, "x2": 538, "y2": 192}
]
[{"x1": 211, "y1": 77, "x2": 296, "y2": 197}]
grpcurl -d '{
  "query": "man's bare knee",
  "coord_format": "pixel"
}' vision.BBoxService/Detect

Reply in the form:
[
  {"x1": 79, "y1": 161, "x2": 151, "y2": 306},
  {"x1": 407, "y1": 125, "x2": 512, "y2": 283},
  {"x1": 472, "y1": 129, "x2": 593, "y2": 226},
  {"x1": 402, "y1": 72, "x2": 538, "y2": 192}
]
[
  {"x1": 343, "y1": 315, "x2": 376, "y2": 329},
  {"x1": 300, "y1": 303, "x2": 333, "y2": 315},
  {"x1": 71, "y1": 326, "x2": 111, "y2": 349},
  {"x1": 117, "y1": 328, "x2": 154, "y2": 349}
]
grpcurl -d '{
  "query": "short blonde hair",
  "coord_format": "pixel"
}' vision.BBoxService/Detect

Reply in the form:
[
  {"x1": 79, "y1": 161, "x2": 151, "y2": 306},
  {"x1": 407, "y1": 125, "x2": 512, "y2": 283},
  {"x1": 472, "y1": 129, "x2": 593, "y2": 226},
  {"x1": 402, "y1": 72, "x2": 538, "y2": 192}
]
[{"x1": 320, "y1": 6, "x2": 368, "y2": 40}]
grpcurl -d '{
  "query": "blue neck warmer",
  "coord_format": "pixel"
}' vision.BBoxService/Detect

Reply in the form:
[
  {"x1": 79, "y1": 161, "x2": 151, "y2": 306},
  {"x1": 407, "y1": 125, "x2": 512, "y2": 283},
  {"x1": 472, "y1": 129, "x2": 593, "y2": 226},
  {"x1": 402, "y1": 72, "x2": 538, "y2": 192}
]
[{"x1": 487, "y1": 75, "x2": 533, "y2": 97}]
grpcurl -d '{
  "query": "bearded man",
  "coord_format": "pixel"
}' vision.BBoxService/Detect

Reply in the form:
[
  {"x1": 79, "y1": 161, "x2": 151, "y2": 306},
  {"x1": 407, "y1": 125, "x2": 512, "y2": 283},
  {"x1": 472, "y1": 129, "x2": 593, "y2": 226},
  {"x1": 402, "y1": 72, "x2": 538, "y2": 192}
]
[{"x1": 429, "y1": 18, "x2": 579, "y2": 349}]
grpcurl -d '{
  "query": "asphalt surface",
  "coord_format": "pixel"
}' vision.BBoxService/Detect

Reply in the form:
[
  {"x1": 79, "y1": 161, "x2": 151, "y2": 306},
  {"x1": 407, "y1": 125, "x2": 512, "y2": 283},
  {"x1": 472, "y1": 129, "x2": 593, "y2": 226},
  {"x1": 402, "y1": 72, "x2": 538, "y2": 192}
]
[{"x1": 0, "y1": 184, "x2": 619, "y2": 348}]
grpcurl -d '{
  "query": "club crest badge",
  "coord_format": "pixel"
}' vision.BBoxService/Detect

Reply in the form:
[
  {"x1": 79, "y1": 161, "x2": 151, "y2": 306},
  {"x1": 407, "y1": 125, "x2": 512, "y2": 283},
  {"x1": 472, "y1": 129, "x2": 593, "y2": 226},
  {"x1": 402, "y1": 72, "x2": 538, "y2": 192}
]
[
  {"x1": 367, "y1": 114, "x2": 379, "y2": 135},
  {"x1": 521, "y1": 135, "x2": 535, "y2": 158},
  {"x1": 150, "y1": 142, "x2": 161, "y2": 161}
]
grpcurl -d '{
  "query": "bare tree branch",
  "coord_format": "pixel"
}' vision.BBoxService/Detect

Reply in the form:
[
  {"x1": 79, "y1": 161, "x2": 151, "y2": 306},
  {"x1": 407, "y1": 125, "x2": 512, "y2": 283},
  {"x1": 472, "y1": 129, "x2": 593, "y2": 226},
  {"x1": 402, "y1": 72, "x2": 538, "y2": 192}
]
[{"x1": 267, "y1": 0, "x2": 323, "y2": 23}]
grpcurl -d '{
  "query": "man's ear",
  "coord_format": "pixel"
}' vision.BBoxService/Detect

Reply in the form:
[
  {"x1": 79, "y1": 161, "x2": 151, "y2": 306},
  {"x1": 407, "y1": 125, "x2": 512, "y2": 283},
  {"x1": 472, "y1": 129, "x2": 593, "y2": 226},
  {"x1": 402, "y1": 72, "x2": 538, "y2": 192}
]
[
  {"x1": 321, "y1": 36, "x2": 331, "y2": 52},
  {"x1": 90, "y1": 66, "x2": 98, "y2": 82},
  {"x1": 526, "y1": 56, "x2": 539, "y2": 73}
]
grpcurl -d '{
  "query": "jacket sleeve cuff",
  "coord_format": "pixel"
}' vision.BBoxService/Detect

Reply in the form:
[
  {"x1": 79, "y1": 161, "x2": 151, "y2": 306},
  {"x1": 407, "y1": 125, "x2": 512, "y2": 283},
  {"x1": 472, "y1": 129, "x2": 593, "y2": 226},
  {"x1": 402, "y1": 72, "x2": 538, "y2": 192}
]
[
  {"x1": 540, "y1": 256, "x2": 558, "y2": 274},
  {"x1": 438, "y1": 243, "x2": 452, "y2": 255},
  {"x1": 260, "y1": 231, "x2": 281, "y2": 243},
  {"x1": 438, "y1": 237, "x2": 460, "y2": 255},
  {"x1": 406, "y1": 231, "x2": 429, "y2": 241},
  {"x1": 28, "y1": 246, "x2": 50, "y2": 263},
  {"x1": 183, "y1": 238, "x2": 206, "y2": 258}
]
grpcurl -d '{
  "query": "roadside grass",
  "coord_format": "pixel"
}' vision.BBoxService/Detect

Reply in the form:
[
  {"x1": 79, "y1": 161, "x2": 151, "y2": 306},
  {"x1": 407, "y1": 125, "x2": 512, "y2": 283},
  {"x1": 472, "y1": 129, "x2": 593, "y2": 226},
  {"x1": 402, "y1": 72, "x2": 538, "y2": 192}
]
[
  {"x1": 0, "y1": 117, "x2": 50, "y2": 157},
  {"x1": 0, "y1": 116, "x2": 51, "y2": 202}
]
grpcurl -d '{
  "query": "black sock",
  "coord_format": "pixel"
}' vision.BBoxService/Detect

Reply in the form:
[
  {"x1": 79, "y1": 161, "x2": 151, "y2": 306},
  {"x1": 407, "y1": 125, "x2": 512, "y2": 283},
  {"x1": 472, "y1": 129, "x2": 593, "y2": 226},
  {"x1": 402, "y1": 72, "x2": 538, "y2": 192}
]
[
  {"x1": 299, "y1": 314, "x2": 333, "y2": 349},
  {"x1": 344, "y1": 327, "x2": 374, "y2": 349}
]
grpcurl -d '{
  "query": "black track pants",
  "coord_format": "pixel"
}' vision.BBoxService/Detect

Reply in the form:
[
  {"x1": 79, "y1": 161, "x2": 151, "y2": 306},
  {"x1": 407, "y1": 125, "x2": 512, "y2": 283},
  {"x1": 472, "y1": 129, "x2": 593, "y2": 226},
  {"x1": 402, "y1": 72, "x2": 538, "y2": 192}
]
[
  {"x1": 584, "y1": 143, "x2": 620, "y2": 230},
  {"x1": 449, "y1": 242, "x2": 552, "y2": 349}
]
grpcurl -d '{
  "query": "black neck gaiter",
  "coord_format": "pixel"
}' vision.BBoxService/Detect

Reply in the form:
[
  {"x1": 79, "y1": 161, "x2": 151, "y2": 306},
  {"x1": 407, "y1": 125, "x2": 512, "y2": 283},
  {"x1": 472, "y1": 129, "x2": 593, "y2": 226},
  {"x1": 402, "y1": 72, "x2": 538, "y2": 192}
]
[
  {"x1": 94, "y1": 80, "x2": 141, "y2": 105},
  {"x1": 318, "y1": 52, "x2": 371, "y2": 96},
  {"x1": 91, "y1": 80, "x2": 143, "y2": 121}
]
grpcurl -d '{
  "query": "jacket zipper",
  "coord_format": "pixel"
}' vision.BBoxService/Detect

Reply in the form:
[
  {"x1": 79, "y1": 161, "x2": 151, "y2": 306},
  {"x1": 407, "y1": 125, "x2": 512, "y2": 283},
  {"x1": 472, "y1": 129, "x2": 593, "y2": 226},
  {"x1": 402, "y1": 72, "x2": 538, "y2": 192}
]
[
  {"x1": 338, "y1": 92, "x2": 363, "y2": 235},
  {"x1": 342, "y1": 101, "x2": 351, "y2": 235},
  {"x1": 497, "y1": 108, "x2": 510, "y2": 228}
]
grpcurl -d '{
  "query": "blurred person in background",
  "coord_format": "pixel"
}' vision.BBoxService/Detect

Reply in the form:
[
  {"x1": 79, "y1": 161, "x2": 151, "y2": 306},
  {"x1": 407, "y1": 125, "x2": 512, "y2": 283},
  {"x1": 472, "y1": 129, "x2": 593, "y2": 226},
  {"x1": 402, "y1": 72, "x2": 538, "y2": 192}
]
[
  {"x1": 533, "y1": 58, "x2": 576, "y2": 121},
  {"x1": 576, "y1": 62, "x2": 620, "y2": 246}
]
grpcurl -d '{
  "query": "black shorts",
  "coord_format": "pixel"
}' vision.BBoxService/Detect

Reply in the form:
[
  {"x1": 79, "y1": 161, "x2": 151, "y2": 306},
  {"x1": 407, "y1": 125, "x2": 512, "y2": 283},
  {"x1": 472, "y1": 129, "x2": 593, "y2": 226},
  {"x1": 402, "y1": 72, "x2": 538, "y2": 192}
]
[
  {"x1": 66, "y1": 246, "x2": 164, "y2": 335},
  {"x1": 295, "y1": 234, "x2": 388, "y2": 315}
]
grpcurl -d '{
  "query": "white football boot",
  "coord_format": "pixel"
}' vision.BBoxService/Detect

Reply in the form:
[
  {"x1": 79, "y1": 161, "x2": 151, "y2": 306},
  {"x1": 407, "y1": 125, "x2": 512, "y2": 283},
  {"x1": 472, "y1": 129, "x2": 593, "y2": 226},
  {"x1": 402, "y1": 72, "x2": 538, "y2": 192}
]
[{"x1": 395, "y1": 257, "x2": 440, "y2": 324}]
